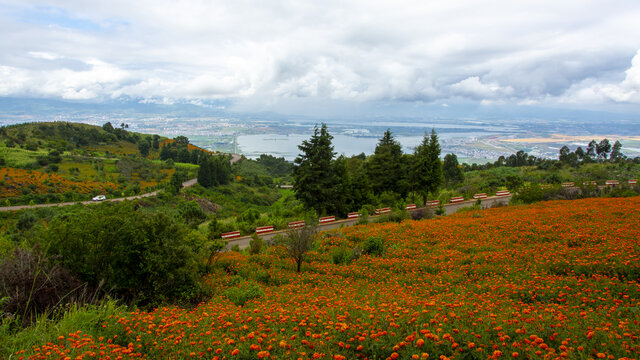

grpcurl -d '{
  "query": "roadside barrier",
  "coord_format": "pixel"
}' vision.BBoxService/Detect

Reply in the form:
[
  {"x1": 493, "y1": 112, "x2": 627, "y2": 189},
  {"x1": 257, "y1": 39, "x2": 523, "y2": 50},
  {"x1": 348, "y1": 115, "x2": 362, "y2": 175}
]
[
  {"x1": 540, "y1": 184, "x2": 552, "y2": 189},
  {"x1": 319, "y1": 216, "x2": 335, "y2": 224},
  {"x1": 473, "y1": 193, "x2": 487, "y2": 199},
  {"x1": 449, "y1": 196, "x2": 464, "y2": 203},
  {"x1": 406, "y1": 204, "x2": 417, "y2": 210},
  {"x1": 288, "y1": 220, "x2": 305, "y2": 229},
  {"x1": 562, "y1": 182, "x2": 574, "y2": 187},
  {"x1": 583, "y1": 181, "x2": 597, "y2": 186},
  {"x1": 255, "y1": 225, "x2": 274, "y2": 235},
  {"x1": 347, "y1": 212, "x2": 359, "y2": 219},
  {"x1": 375, "y1": 207, "x2": 391, "y2": 215},
  {"x1": 221, "y1": 231, "x2": 241, "y2": 239},
  {"x1": 496, "y1": 190, "x2": 510, "y2": 196},
  {"x1": 605, "y1": 180, "x2": 620, "y2": 186},
  {"x1": 427, "y1": 200, "x2": 440, "y2": 206},
  {"x1": 629, "y1": 179, "x2": 637, "y2": 185}
]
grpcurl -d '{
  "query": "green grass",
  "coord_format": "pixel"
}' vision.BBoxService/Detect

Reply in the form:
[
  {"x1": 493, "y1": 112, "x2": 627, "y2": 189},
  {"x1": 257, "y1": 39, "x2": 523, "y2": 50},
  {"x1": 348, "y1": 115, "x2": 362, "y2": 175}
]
[
  {"x1": 0, "y1": 299, "x2": 129, "y2": 359},
  {"x1": 0, "y1": 146, "x2": 48, "y2": 167}
]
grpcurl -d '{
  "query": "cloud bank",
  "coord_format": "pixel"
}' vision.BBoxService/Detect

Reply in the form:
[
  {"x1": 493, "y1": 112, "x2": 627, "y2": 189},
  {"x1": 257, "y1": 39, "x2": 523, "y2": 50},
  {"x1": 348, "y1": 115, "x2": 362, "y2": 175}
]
[{"x1": 1, "y1": 0, "x2": 640, "y2": 113}]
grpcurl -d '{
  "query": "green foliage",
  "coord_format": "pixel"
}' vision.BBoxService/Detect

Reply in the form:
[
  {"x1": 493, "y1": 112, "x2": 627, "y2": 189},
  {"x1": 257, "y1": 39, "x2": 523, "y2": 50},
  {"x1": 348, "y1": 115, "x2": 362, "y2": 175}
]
[
  {"x1": 292, "y1": 124, "x2": 342, "y2": 216},
  {"x1": 198, "y1": 155, "x2": 231, "y2": 188},
  {"x1": 511, "y1": 184, "x2": 545, "y2": 204},
  {"x1": 412, "y1": 129, "x2": 443, "y2": 205},
  {"x1": 249, "y1": 233, "x2": 264, "y2": 255},
  {"x1": 367, "y1": 129, "x2": 406, "y2": 197},
  {"x1": 238, "y1": 208, "x2": 261, "y2": 224},
  {"x1": 330, "y1": 246, "x2": 353, "y2": 265},
  {"x1": 443, "y1": 153, "x2": 464, "y2": 186},
  {"x1": 280, "y1": 224, "x2": 317, "y2": 272},
  {"x1": 363, "y1": 236, "x2": 384, "y2": 256},
  {"x1": 178, "y1": 200, "x2": 207, "y2": 227},
  {"x1": 41, "y1": 203, "x2": 204, "y2": 306},
  {"x1": 223, "y1": 281, "x2": 264, "y2": 306}
]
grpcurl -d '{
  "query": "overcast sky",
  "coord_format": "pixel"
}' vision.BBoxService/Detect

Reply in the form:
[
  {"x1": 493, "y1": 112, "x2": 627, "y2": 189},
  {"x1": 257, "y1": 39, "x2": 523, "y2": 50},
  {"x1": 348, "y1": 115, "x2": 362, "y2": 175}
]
[{"x1": 1, "y1": 0, "x2": 640, "y2": 116}]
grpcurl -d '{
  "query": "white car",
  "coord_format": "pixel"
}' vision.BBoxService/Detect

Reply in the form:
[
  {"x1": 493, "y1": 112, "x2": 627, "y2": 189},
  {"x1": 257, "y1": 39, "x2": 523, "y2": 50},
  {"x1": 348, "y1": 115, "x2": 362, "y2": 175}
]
[{"x1": 92, "y1": 195, "x2": 107, "y2": 201}]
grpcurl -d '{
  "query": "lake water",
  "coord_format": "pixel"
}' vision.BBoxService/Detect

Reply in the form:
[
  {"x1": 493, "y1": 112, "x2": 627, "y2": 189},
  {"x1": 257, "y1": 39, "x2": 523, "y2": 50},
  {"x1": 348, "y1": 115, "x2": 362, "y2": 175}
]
[{"x1": 237, "y1": 131, "x2": 497, "y2": 160}]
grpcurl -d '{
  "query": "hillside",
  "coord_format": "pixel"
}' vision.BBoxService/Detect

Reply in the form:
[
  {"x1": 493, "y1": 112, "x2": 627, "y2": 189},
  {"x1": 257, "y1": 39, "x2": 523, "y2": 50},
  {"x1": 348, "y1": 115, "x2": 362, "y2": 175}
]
[
  {"x1": 14, "y1": 196, "x2": 640, "y2": 359},
  {"x1": 0, "y1": 122, "x2": 207, "y2": 204}
]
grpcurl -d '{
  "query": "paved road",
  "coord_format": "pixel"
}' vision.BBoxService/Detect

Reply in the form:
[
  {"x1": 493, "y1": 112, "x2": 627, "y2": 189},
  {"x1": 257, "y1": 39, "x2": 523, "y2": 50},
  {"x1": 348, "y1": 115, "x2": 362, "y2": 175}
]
[
  {"x1": 0, "y1": 178, "x2": 200, "y2": 212},
  {"x1": 226, "y1": 195, "x2": 512, "y2": 250},
  {"x1": 0, "y1": 153, "x2": 243, "y2": 212}
]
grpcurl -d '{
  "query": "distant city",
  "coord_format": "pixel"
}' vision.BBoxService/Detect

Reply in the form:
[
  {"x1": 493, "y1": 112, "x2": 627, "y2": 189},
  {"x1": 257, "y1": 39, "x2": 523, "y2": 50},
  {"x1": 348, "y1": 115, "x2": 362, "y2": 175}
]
[{"x1": 1, "y1": 98, "x2": 639, "y2": 163}]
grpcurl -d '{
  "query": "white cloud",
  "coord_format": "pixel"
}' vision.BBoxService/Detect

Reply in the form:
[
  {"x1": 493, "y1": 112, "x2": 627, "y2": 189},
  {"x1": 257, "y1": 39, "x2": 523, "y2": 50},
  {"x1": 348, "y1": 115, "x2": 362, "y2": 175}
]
[
  {"x1": 450, "y1": 76, "x2": 514, "y2": 100},
  {"x1": 560, "y1": 49, "x2": 640, "y2": 103},
  {"x1": 1, "y1": 0, "x2": 640, "y2": 111}
]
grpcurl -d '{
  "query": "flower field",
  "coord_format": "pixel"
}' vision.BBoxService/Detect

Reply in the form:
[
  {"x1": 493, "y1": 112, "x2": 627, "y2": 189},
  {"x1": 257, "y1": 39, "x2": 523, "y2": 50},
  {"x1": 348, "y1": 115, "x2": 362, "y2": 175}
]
[
  {"x1": 0, "y1": 167, "x2": 118, "y2": 199},
  {"x1": 19, "y1": 197, "x2": 640, "y2": 360}
]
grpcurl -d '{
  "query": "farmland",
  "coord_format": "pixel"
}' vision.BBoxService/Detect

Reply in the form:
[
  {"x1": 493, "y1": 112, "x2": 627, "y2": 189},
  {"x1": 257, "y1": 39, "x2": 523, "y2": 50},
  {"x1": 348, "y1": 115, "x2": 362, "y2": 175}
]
[{"x1": 12, "y1": 196, "x2": 640, "y2": 360}]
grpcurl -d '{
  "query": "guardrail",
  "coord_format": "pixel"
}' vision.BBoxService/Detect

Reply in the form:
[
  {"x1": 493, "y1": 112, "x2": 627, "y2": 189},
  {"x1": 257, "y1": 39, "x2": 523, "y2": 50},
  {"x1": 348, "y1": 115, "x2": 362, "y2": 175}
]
[{"x1": 218, "y1": 179, "x2": 638, "y2": 240}]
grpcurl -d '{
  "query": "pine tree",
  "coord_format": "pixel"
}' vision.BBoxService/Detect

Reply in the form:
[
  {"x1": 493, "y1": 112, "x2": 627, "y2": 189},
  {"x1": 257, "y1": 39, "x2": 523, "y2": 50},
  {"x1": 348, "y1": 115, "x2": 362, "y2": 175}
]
[
  {"x1": 367, "y1": 129, "x2": 404, "y2": 196},
  {"x1": 292, "y1": 124, "x2": 340, "y2": 215},
  {"x1": 413, "y1": 129, "x2": 443, "y2": 205}
]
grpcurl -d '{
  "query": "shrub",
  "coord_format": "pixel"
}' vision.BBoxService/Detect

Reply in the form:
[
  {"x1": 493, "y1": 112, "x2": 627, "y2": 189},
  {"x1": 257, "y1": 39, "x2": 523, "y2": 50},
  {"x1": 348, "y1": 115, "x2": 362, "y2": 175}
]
[
  {"x1": 0, "y1": 247, "x2": 83, "y2": 325},
  {"x1": 42, "y1": 203, "x2": 203, "y2": 306},
  {"x1": 330, "y1": 247, "x2": 352, "y2": 265},
  {"x1": 249, "y1": 233, "x2": 264, "y2": 255},
  {"x1": 411, "y1": 207, "x2": 434, "y2": 220},
  {"x1": 223, "y1": 281, "x2": 264, "y2": 306},
  {"x1": 363, "y1": 236, "x2": 384, "y2": 256}
]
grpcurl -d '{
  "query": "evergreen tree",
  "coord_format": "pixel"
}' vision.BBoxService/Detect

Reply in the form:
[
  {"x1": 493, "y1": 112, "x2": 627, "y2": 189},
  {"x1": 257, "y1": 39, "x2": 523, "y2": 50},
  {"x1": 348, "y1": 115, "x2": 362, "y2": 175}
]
[
  {"x1": 292, "y1": 124, "x2": 340, "y2": 215},
  {"x1": 367, "y1": 129, "x2": 404, "y2": 196},
  {"x1": 412, "y1": 129, "x2": 443, "y2": 205},
  {"x1": 442, "y1": 153, "x2": 464, "y2": 186},
  {"x1": 198, "y1": 156, "x2": 215, "y2": 188},
  {"x1": 574, "y1": 147, "x2": 585, "y2": 161}
]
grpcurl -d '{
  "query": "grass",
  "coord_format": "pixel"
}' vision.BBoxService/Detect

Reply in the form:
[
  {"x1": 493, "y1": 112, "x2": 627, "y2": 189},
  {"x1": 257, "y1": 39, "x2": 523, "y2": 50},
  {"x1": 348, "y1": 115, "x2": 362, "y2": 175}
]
[
  {"x1": 0, "y1": 299, "x2": 128, "y2": 359},
  {"x1": 0, "y1": 146, "x2": 48, "y2": 168}
]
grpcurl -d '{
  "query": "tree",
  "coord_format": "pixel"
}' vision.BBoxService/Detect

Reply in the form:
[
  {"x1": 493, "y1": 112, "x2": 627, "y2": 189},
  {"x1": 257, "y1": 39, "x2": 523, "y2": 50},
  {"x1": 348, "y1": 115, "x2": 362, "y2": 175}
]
[
  {"x1": 152, "y1": 135, "x2": 160, "y2": 150},
  {"x1": 610, "y1": 140, "x2": 624, "y2": 162},
  {"x1": 559, "y1": 146, "x2": 571, "y2": 163},
  {"x1": 292, "y1": 124, "x2": 340, "y2": 215},
  {"x1": 442, "y1": 153, "x2": 464, "y2": 186},
  {"x1": 575, "y1": 147, "x2": 585, "y2": 161},
  {"x1": 586, "y1": 140, "x2": 597, "y2": 161},
  {"x1": 412, "y1": 129, "x2": 443, "y2": 205},
  {"x1": 102, "y1": 122, "x2": 114, "y2": 132},
  {"x1": 137, "y1": 140, "x2": 150, "y2": 157},
  {"x1": 168, "y1": 169, "x2": 187, "y2": 194},
  {"x1": 282, "y1": 223, "x2": 317, "y2": 273},
  {"x1": 367, "y1": 129, "x2": 405, "y2": 196},
  {"x1": 174, "y1": 136, "x2": 189, "y2": 147},
  {"x1": 596, "y1": 139, "x2": 611, "y2": 161}
]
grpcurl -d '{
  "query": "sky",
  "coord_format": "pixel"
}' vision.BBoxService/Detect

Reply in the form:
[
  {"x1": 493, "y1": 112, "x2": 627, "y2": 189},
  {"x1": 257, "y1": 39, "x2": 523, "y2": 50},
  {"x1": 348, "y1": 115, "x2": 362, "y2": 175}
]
[{"x1": 1, "y1": 0, "x2": 640, "y2": 117}]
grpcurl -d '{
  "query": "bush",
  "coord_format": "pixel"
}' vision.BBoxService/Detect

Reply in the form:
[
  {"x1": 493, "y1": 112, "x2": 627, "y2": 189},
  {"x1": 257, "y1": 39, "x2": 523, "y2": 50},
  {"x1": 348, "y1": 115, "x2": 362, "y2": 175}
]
[
  {"x1": 411, "y1": 207, "x2": 434, "y2": 220},
  {"x1": 249, "y1": 233, "x2": 264, "y2": 255},
  {"x1": 223, "y1": 281, "x2": 264, "y2": 306},
  {"x1": 0, "y1": 247, "x2": 83, "y2": 325},
  {"x1": 363, "y1": 236, "x2": 384, "y2": 256},
  {"x1": 330, "y1": 247, "x2": 352, "y2": 265},
  {"x1": 42, "y1": 203, "x2": 204, "y2": 306}
]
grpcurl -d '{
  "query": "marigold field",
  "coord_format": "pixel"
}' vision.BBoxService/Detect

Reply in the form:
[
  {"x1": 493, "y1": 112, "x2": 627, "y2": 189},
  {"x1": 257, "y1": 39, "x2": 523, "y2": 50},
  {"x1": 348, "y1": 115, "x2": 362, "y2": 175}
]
[{"x1": 19, "y1": 197, "x2": 640, "y2": 360}]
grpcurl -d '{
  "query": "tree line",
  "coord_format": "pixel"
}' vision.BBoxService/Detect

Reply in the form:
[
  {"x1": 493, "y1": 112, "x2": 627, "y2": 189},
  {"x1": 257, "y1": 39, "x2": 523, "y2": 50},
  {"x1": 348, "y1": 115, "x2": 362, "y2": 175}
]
[{"x1": 291, "y1": 124, "x2": 459, "y2": 216}]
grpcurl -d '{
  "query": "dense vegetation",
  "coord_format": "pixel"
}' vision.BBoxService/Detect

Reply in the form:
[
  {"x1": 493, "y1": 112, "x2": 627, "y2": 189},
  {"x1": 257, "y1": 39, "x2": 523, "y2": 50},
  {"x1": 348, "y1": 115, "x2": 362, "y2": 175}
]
[
  {"x1": 1, "y1": 121, "x2": 640, "y2": 359},
  {"x1": 3, "y1": 196, "x2": 639, "y2": 359}
]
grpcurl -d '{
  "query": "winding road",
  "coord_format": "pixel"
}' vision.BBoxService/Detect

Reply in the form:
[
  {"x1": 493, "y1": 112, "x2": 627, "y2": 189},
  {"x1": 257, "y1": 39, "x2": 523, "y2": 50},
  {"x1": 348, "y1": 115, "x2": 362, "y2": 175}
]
[{"x1": 0, "y1": 153, "x2": 243, "y2": 212}]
